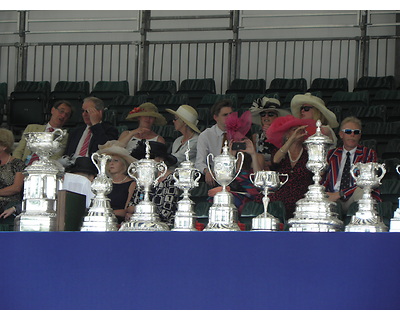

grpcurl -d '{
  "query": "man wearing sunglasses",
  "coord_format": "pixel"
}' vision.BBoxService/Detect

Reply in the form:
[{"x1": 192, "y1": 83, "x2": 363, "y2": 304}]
[{"x1": 323, "y1": 116, "x2": 381, "y2": 214}]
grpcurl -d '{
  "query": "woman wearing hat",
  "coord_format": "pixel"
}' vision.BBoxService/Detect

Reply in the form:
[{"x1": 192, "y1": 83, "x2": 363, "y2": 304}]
[
  {"x1": 291, "y1": 93, "x2": 339, "y2": 147},
  {"x1": 166, "y1": 104, "x2": 200, "y2": 164},
  {"x1": 266, "y1": 115, "x2": 317, "y2": 221},
  {"x1": 118, "y1": 102, "x2": 167, "y2": 154},
  {"x1": 98, "y1": 141, "x2": 136, "y2": 225},
  {"x1": 249, "y1": 96, "x2": 290, "y2": 169},
  {"x1": 126, "y1": 141, "x2": 180, "y2": 228}
]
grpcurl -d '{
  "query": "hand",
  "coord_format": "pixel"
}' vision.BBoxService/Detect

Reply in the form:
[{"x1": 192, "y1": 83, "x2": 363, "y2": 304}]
[
  {"x1": 132, "y1": 127, "x2": 151, "y2": 139},
  {"x1": 208, "y1": 186, "x2": 230, "y2": 197},
  {"x1": 87, "y1": 107, "x2": 102, "y2": 126},
  {"x1": 290, "y1": 125, "x2": 309, "y2": 143},
  {"x1": 0, "y1": 207, "x2": 16, "y2": 219},
  {"x1": 327, "y1": 191, "x2": 341, "y2": 202}
]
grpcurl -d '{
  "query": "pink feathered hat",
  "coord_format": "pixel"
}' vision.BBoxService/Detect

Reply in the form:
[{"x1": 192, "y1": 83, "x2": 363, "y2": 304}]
[{"x1": 266, "y1": 115, "x2": 317, "y2": 148}]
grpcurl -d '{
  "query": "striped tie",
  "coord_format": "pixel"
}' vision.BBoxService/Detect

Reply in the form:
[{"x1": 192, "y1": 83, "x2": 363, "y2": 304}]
[
  {"x1": 79, "y1": 128, "x2": 92, "y2": 157},
  {"x1": 27, "y1": 127, "x2": 55, "y2": 165}
]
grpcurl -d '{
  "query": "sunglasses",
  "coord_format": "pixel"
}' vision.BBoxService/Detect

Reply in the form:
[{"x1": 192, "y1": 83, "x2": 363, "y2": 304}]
[
  {"x1": 259, "y1": 111, "x2": 278, "y2": 117},
  {"x1": 300, "y1": 106, "x2": 313, "y2": 112},
  {"x1": 341, "y1": 129, "x2": 361, "y2": 135}
]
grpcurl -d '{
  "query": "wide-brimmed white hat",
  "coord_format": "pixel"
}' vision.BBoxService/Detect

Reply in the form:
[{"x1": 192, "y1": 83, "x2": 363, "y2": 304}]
[
  {"x1": 98, "y1": 140, "x2": 136, "y2": 165},
  {"x1": 290, "y1": 93, "x2": 339, "y2": 128},
  {"x1": 249, "y1": 96, "x2": 290, "y2": 126},
  {"x1": 125, "y1": 102, "x2": 167, "y2": 126},
  {"x1": 165, "y1": 104, "x2": 200, "y2": 133}
]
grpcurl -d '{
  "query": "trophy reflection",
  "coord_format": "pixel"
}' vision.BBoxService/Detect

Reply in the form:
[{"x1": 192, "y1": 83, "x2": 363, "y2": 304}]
[
  {"x1": 389, "y1": 165, "x2": 400, "y2": 232},
  {"x1": 345, "y1": 162, "x2": 387, "y2": 232},
  {"x1": 204, "y1": 141, "x2": 244, "y2": 231},
  {"x1": 250, "y1": 170, "x2": 288, "y2": 231}
]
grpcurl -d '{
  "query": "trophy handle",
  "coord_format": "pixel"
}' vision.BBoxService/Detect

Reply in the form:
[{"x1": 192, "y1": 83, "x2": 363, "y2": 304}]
[
  {"x1": 52, "y1": 128, "x2": 64, "y2": 142},
  {"x1": 397, "y1": 165, "x2": 400, "y2": 175},
  {"x1": 154, "y1": 161, "x2": 168, "y2": 186},
  {"x1": 279, "y1": 173, "x2": 289, "y2": 186},
  {"x1": 172, "y1": 170, "x2": 179, "y2": 183},
  {"x1": 376, "y1": 163, "x2": 386, "y2": 181},
  {"x1": 91, "y1": 152, "x2": 101, "y2": 174},
  {"x1": 249, "y1": 172, "x2": 255, "y2": 185},
  {"x1": 194, "y1": 170, "x2": 202, "y2": 183},
  {"x1": 231, "y1": 151, "x2": 245, "y2": 182},
  {"x1": 206, "y1": 153, "x2": 217, "y2": 182},
  {"x1": 350, "y1": 163, "x2": 359, "y2": 181}
]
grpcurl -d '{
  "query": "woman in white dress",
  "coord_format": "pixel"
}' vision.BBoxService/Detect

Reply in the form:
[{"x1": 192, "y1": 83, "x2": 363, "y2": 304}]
[
  {"x1": 165, "y1": 104, "x2": 201, "y2": 165},
  {"x1": 118, "y1": 102, "x2": 166, "y2": 154}
]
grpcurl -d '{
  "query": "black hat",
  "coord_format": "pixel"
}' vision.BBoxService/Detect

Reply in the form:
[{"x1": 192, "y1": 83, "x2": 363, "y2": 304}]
[
  {"x1": 130, "y1": 140, "x2": 177, "y2": 167},
  {"x1": 67, "y1": 157, "x2": 98, "y2": 176}
]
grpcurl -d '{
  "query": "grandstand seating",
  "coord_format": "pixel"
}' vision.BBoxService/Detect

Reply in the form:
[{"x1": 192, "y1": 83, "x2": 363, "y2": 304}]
[
  {"x1": 353, "y1": 76, "x2": 396, "y2": 97},
  {"x1": 136, "y1": 80, "x2": 177, "y2": 96},
  {"x1": 308, "y1": 77, "x2": 349, "y2": 103},
  {"x1": 266, "y1": 78, "x2": 307, "y2": 103},
  {"x1": 89, "y1": 80, "x2": 130, "y2": 108},
  {"x1": 176, "y1": 78, "x2": 216, "y2": 108}
]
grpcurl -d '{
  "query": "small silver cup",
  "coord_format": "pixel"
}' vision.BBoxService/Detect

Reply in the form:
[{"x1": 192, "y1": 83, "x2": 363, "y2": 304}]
[{"x1": 389, "y1": 165, "x2": 400, "y2": 232}]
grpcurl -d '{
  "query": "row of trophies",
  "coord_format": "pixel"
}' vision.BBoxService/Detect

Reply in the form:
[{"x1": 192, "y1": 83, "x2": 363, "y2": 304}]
[{"x1": 14, "y1": 121, "x2": 400, "y2": 233}]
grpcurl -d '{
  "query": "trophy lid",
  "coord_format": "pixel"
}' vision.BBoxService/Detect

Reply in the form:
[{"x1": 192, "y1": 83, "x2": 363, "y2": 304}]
[{"x1": 304, "y1": 120, "x2": 333, "y2": 147}]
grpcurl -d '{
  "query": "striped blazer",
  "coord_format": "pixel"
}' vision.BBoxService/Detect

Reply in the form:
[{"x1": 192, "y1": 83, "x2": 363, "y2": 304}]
[{"x1": 323, "y1": 144, "x2": 381, "y2": 201}]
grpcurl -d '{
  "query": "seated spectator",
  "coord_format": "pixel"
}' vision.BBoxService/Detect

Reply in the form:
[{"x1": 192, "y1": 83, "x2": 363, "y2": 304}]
[
  {"x1": 118, "y1": 103, "x2": 166, "y2": 154},
  {"x1": 249, "y1": 96, "x2": 290, "y2": 169},
  {"x1": 323, "y1": 116, "x2": 380, "y2": 214},
  {"x1": 125, "y1": 141, "x2": 180, "y2": 229},
  {"x1": 0, "y1": 128, "x2": 26, "y2": 229},
  {"x1": 13, "y1": 100, "x2": 72, "y2": 165},
  {"x1": 98, "y1": 141, "x2": 136, "y2": 224},
  {"x1": 62, "y1": 157, "x2": 97, "y2": 209},
  {"x1": 165, "y1": 104, "x2": 200, "y2": 165}
]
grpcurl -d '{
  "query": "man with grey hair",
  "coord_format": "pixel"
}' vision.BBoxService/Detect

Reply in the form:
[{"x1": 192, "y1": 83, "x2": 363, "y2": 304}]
[{"x1": 64, "y1": 96, "x2": 119, "y2": 159}]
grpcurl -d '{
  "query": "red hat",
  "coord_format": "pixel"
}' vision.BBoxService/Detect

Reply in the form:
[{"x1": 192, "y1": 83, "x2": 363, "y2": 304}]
[{"x1": 266, "y1": 115, "x2": 317, "y2": 148}]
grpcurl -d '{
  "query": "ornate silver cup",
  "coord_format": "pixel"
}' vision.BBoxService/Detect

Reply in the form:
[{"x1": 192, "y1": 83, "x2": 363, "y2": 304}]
[
  {"x1": 289, "y1": 120, "x2": 343, "y2": 232},
  {"x1": 119, "y1": 141, "x2": 169, "y2": 231},
  {"x1": 172, "y1": 145, "x2": 202, "y2": 231},
  {"x1": 80, "y1": 153, "x2": 118, "y2": 231},
  {"x1": 390, "y1": 165, "x2": 400, "y2": 232},
  {"x1": 15, "y1": 129, "x2": 66, "y2": 231},
  {"x1": 204, "y1": 141, "x2": 244, "y2": 231},
  {"x1": 249, "y1": 171, "x2": 288, "y2": 231},
  {"x1": 345, "y1": 162, "x2": 387, "y2": 232}
]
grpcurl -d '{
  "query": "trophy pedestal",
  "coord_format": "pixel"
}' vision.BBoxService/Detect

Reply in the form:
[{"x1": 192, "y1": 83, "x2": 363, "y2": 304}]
[
  {"x1": 390, "y1": 208, "x2": 400, "y2": 232},
  {"x1": 171, "y1": 199, "x2": 198, "y2": 231},
  {"x1": 81, "y1": 198, "x2": 118, "y2": 231},
  {"x1": 251, "y1": 212, "x2": 279, "y2": 231},
  {"x1": 204, "y1": 191, "x2": 241, "y2": 231},
  {"x1": 119, "y1": 200, "x2": 170, "y2": 231},
  {"x1": 345, "y1": 198, "x2": 388, "y2": 232},
  {"x1": 14, "y1": 213, "x2": 57, "y2": 231}
]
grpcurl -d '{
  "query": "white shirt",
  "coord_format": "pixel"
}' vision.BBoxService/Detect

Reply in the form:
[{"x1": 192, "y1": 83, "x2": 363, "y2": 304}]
[
  {"x1": 333, "y1": 147, "x2": 356, "y2": 192},
  {"x1": 171, "y1": 134, "x2": 199, "y2": 165},
  {"x1": 61, "y1": 172, "x2": 95, "y2": 208},
  {"x1": 195, "y1": 124, "x2": 226, "y2": 174}
]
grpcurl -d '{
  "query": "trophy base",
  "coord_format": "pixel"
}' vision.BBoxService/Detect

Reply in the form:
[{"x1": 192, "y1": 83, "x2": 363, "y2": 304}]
[
  {"x1": 251, "y1": 213, "x2": 280, "y2": 231},
  {"x1": 204, "y1": 205, "x2": 241, "y2": 231},
  {"x1": 80, "y1": 214, "x2": 118, "y2": 231},
  {"x1": 171, "y1": 200, "x2": 198, "y2": 231},
  {"x1": 345, "y1": 198, "x2": 388, "y2": 232},
  {"x1": 14, "y1": 212, "x2": 57, "y2": 231}
]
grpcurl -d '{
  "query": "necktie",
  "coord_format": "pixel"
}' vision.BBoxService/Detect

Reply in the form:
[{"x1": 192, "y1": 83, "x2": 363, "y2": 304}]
[
  {"x1": 340, "y1": 151, "x2": 352, "y2": 190},
  {"x1": 27, "y1": 127, "x2": 55, "y2": 165},
  {"x1": 79, "y1": 128, "x2": 92, "y2": 157}
]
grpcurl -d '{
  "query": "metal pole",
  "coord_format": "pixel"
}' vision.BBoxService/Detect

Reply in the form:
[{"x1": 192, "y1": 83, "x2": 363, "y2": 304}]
[
  {"x1": 395, "y1": 13, "x2": 400, "y2": 86},
  {"x1": 230, "y1": 10, "x2": 240, "y2": 85},
  {"x1": 138, "y1": 10, "x2": 151, "y2": 93},
  {"x1": 17, "y1": 10, "x2": 28, "y2": 82},
  {"x1": 359, "y1": 10, "x2": 369, "y2": 80}
]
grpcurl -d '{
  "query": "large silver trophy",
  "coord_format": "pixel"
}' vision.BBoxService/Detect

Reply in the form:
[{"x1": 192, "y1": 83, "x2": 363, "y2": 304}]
[
  {"x1": 249, "y1": 171, "x2": 289, "y2": 231},
  {"x1": 15, "y1": 129, "x2": 65, "y2": 231},
  {"x1": 80, "y1": 153, "x2": 118, "y2": 231},
  {"x1": 119, "y1": 141, "x2": 169, "y2": 231},
  {"x1": 289, "y1": 120, "x2": 343, "y2": 232},
  {"x1": 345, "y1": 162, "x2": 387, "y2": 232},
  {"x1": 204, "y1": 141, "x2": 244, "y2": 231},
  {"x1": 172, "y1": 144, "x2": 201, "y2": 231},
  {"x1": 389, "y1": 165, "x2": 400, "y2": 232}
]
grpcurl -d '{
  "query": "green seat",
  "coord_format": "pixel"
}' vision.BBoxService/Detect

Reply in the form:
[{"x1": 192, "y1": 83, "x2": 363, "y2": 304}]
[
  {"x1": 371, "y1": 89, "x2": 400, "y2": 110},
  {"x1": 197, "y1": 94, "x2": 238, "y2": 110},
  {"x1": 360, "y1": 139, "x2": 377, "y2": 152},
  {"x1": 380, "y1": 179, "x2": 400, "y2": 209},
  {"x1": 56, "y1": 190, "x2": 87, "y2": 231},
  {"x1": 266, "y1": 78, "x2": 307, "y2": 103},
  {"x1": 225, "y1": 79, "x2": 266, "y2": 103},
  {"x1": 136, "y1": 80, "x2": 177, "y2": 95},
  {"x1": 381, "y1": 139, "x2": 400, "y2": 160},
  {"x1": 176, "y1": 78, "x2": 216, "y2": 108},
  {"x1": 383, "y1": 158, "x2": 400, "y2": 180},
  {"x1": 343, "y1": 105, "x2": 387, "y2": 123},
  {"x1": 328, "y1": 90, "x2": 369, "y2": 112},
  {"x1": 354, "y1": 76, "x2": 396, "y2": 97},
  {"x1": 308, "y1": 78, "x2": 349, "y2": 104},
  {"x1": 90, "y1": 80, "x2": 130, "y2": 108}
]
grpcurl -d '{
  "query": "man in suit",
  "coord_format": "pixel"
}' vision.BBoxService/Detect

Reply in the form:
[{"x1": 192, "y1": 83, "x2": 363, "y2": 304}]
[
  {"x1": 64, "y1": 96, "x2": 119, "y2": 159},
  {"x1": 13, "y1": 100, "x2": 73, "y2": 164},
  {"x1": 323, "y1": 116, "x2": 381, "y2": 213}
]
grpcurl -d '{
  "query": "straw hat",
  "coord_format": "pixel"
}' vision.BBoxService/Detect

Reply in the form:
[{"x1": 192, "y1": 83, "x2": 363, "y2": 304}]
[
  {"x1": 165, "y1": 104, "x2": 200, "y2": 133},
  {"x1": 125, "y1": 102, "x2": 167, "y2": 126},
  {"x1": 67, "y1": 157, "x2": 98, "y2": 176},
  {"x1": 98, "y1": 140, "x2": 136, "y2": 165},
  {"x1": 290, "y1": 93, "x2": 339, "y2": 128},
  {"x1": 249, "y1": 96, "x2": 290, "y2": 126},
  {"x1": 266, "y1": 115, "x2": 317, "y2": 148}
]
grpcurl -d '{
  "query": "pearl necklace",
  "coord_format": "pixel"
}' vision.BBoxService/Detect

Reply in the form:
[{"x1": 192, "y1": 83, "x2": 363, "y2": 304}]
[
  {"x1": 112, "y1": 176, "x2": 128, "y2": 184},
  {"x1": 288, "y1": 148, "x2": 303, "y2": 163}
]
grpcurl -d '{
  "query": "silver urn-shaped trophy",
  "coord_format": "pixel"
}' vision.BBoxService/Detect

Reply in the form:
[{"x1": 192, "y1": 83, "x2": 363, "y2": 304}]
[
  {"x1": 249, "y1": 171, "x2": 289, "y2": 231},
  {"x1": 204, "y1": 141, "x2": 244, "y2": 231},
  {"x1": 289, "y1": 120, "x2": 343, "y2": 232},
  {"x1": 15, "y1": 129, "x2": 65, "y2": 231},
  {"x1": 119, "y1": 141, "x2": 169, "y2": 231},
  {"x1": 80, "y1": 153, "x2": 118, "y2": 231},
  {"x1": 345, "y1": 162, "x2": 387, "y2": 232},
  {"x1": 172, "y1": 144, "x2": 202, "y2": 231},
  {"x1": 389, "y1": 165, "x2": 400, "y2": 232}
]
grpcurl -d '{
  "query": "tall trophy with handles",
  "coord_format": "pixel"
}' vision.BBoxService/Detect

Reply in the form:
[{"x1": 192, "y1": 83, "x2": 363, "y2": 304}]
[
  {"x1": 250, "y1": 171, "x2": 289, "y2": 231},
  {"x1": 204, "y1": 141, "x2": 244, "y2": 231},
  {"x1": 345, "y1": 162, "x2": 387, "y2": 232},
  {"x1": 389, "y1": 165, "x2": 400, "y2": 232}
]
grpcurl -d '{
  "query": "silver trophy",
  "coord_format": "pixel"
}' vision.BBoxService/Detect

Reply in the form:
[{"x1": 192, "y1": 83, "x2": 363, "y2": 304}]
[
  {"x1": 289, "y1": 120, "x2": 343, "y2": 232},
  {"x1": 249, "y1": 171, "x2": 289, "y2": 231},
  {"x1": 345, "y1": 162, "x2": 387, "y2": 232},
  {"x1": 80, "y1": 153, "x2": 118, "y2": 231},
  {"x1": 389, "y1": 165, "x2": 400, "y2": 232},
  {"x1": 15, "y1": 129, "x2": 65, "y2": 231},
  {"x1": 172, "y1": 143, "x2": 202, "y2": 231},
  {"x1": 119, "y1": 141, "x2": 169, "y2": 231},
  {"x1": 204, "y1": 141, "x2": 244, "y2": 231}
]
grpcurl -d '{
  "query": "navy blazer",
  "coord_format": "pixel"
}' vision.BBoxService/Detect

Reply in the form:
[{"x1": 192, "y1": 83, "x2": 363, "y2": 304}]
[{"x1": 64, "y1": 122, "x2": 119, "y2": 158}]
